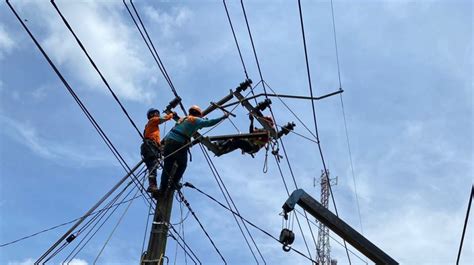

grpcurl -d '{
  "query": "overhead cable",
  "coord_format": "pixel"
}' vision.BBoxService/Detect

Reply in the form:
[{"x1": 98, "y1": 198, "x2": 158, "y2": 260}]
[
  {"x1": 199, "y1": 144, "x2": 265, "y2": 264},
  {"x1": 456, "y1": 185, "x2": 473, "y2": 265},
  {"x1": 185, "y1": 183, "x2": 318, "y2": 264},
  {"x1": 238, "y1": 0, "x2": 319, "y2": 257},
  {"x1": 51, "y1": 0, "x2": 143, "y2": 139},
  {"x1": 177, "y1": 190, "x2": 228, "y2": 264},
  {"x1": 0, "y1": 193, "x2": 143, "y2": 248},
  {"x1": 124, "y1": 0, "x2": 187, "y2": 115},
  {"x1": 296, "y1": 0, "x2": 352, "y2": 263}
]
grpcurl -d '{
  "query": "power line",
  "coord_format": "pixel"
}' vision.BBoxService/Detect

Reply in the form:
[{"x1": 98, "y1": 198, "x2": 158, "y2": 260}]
[
  {"x1": 325, "y1": 0, "x2": 364, "y2": 235},
  {"x1": 456, "y1": 185, "x2": 473, "y2": 265},
  {"x1": 238, "y1": 0, "x2": 320, "y2": 258},
  {"x1": 272, "y1": 154, "x2": 314, "y2": 259},
  {"x1": 294, "y1": 209, "x2": 368, "y2": 265},
  {"x1": 6, "y1": 1, "x2": 155, "y2": 221},
  {"x1": 222, "y1": 0, "x2": 260, "y2": 106},
  {"x1": 94, "y1": 184, "x2": 143, "y2": 264},
  {"x1": 199, "y1": 144, "x2": 265, "y2": 264},
  {"x1": 222, "y1": 0, "x2": 249, "y2": 80},
  {"x1": 185, "y1": 182, "x2": 318, "y2": 264},
  {"x1": 177, "y1": 190, "x2": 228, "y2": 264},
  {"x1": 124, "y1": 0, "x2": 187, "y2": 115},
  {"x1": 168, "y1": 230, "x2": 200, "y2": 265},
  {"x1": 168, "y1": 224, "x2": 202, "y2": 264},
  {"x1": 61, "y1": 173, "x2": 145, "y2": 263},
  {"x1": 51, "y1": 0, "x2": 143, "y2": 139},
  {"x1": 43, "y1": 173, "x2": 143, "y2": 263},
  {"x1": 296, "y1": 1, "x2": 352, "y2": 263},
  {"x1": 0, "y1": 193, "x2": 143, "y2": 248}
]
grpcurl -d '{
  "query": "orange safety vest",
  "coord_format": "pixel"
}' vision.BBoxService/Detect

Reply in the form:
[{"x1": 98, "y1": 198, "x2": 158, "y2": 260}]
[{"x1": 144, "y1": 113, "x2": 173, "y2": 144}]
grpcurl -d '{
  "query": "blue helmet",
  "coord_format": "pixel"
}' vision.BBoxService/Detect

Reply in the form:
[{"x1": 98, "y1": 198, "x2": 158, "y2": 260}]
[{"x1": 147, "y1": 108, "x2": 159, "y2": 119}]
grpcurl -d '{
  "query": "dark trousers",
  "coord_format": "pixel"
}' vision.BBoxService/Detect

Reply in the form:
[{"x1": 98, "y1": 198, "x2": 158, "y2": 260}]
[
  {"x1": 160, "y1": 139, "x2": 188, "y2": 190},
  {"x1": 141, "y1": 140, "x2": 161, "y2": 178},
  {"x1": 219, "y1": 139, "x2": 259, "y2": 155}
]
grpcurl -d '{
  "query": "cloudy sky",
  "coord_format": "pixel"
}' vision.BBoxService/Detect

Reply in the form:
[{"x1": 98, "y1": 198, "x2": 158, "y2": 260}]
[{"x1": 0, "y1": 0, "x2": 472, "y2": 264}]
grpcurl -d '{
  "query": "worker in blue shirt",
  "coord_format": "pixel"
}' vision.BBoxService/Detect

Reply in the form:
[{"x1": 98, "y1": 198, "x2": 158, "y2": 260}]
[{"x1": 159, "y1": 105, "x2": 229, "y2": 193}]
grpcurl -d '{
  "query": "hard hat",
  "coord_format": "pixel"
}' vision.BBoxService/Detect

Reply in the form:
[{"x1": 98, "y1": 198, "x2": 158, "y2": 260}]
[
  {"x1": 188, "y1": 105, "x2": 203, "y2": 117},
  {"x1": 147, "y1": 108, "x2": 159, "y2": 119}
]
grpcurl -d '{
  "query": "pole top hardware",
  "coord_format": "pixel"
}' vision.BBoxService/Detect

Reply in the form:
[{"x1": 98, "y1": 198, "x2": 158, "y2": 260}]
[
  {"x1": 235, "y1": 78, "x2": 252, "y2": 93},
  {"x1": 163, "y1": 96, "x2": 182, "y2": 114}
]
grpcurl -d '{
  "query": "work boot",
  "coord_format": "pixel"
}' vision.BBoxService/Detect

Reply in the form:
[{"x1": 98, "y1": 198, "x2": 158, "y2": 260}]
[
  {"x1": 147, "y1": 176, "x2": 158, "y2": 193},
  {"x1": 147, "y1": 185, "x2": 158, "y2": 193},
  {"x1": 152, "y1": 188, "x2": 162, "y2": 200}
]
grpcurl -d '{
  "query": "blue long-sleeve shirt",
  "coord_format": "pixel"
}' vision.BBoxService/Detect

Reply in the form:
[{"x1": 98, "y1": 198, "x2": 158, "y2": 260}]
[{"x1": 165, "y1": 115, "x2": 225, "y2": 143}]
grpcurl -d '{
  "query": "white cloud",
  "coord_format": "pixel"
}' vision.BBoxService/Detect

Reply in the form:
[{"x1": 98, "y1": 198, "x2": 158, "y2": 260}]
[
  {"x1": 68, "y1": 258, "x2": 89, "y2": 265},
  {"x1": 0, "y1": 24, "x2": 15, "y2": 59},
  {"x1": 17, "y1": 1, "x2": 157, "y2": 103},
  {"x1": 0, "y1": 114, "x2": 112, "y2": 167},
  {"x1": 143, "y1": 6, "x2": 192, "y2": 38},
  {"x1": 7, "y1": 258, "x2": 89, "y2": 265},
  {"x1": 7, "y1": 258, "x2": 35, "y2": 265}
]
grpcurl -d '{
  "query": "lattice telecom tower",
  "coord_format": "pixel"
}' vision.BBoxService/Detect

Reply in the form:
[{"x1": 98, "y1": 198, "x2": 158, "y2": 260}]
[{"x1": 315, "y1": 170, "x2": 338, "y2": 265}]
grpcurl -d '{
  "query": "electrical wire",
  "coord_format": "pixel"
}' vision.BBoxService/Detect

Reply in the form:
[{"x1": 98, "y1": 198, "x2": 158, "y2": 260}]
[
  {"x1": 43, "y1": 175, "x2": 141, "y2": 263},
  {"x1": 62, "y1": 174, "x2": 145, "y2": 263},
  {"x1": 272, "y1": 154, "x2": 315, "y2": 260},
  {"x1": 51, "y1": 0, "x2": 143, "y2": 139},
  {"x1": 199, "y1": 144, "x2": 264, "y2": 264},
  {"x1": 222, "y1": 0, "x2": 260, "y2": 106},
  {"x1": 141, "y1": 202, "x2": 152, "y2": 255},
  {"x1": 168, "y1": 230, "x2": 200, "y2": 265},
  {"x1": 327, "y1": 0, "x2": 365, "y2": 235},
  {"x1": 185, "y1": 183, "x2": 318, "y2": 264},
  {"x1": 296, "y1": 1, "x2": 352, "y2": 263},
  {"x1": 124, "y1": 0, "x2": 187, "y2": 115},
  {"x1": 0, "y1": 194, "x2": 143, "y2": 248},
  {"x1": 177, "y1": 190, "x2": 228, "y2": 264},
  {"x1": 456, "y1": 185, "x2": 473, "y2": 265},
  {"x1": 6, "y1": 2, "x2": 156, "y2": 233},
  {"x1": 294, "y1": 209, "x2": 368, "y2": 265},
  {"x1": 93, "y1": 181, "x2": 143, "y2": 264},
  {"x1": 234, "y1": 0, "x2": 321, "y2": 258}
]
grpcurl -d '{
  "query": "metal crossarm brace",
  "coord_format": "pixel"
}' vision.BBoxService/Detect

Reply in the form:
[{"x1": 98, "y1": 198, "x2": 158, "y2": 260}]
[
  {"x1": 192, "y1": 132, "x2": 221, "y2": 154},
  {"x1": 282, "y1": 189, "x2": 399, "y2": 265},
  {"x1": 232, "y1": 90, "x2": 278, "y2": 138},
  {"x1": 190, "y1": 80, "x2": 253, "y2": 155}
]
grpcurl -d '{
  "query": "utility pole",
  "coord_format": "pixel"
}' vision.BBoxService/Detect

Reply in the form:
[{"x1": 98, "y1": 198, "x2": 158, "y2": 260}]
[
  {"x1": 315, "y1": 170, "x2": 338, "y2": 265},
  {"x1": 142, "y1": 190, "x2": 175, "y2": 265},
  {"x1": 141, "y1": 80, "x2": 254, "y2": 264}
]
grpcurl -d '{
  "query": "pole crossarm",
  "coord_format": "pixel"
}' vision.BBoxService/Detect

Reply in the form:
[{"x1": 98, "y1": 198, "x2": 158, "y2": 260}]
[
  {"x1": 233, "y1": 89, "x2": 277, "y2": 138},
  {"x1": 282, "y1": 189, "x2": 399, "y2": 265},
  {"x1": 207, "y1": 131, "x2": 269, "y2": 142},
  {"x1": 220, "y1": 89, "x2": 344, "y2": 109}
]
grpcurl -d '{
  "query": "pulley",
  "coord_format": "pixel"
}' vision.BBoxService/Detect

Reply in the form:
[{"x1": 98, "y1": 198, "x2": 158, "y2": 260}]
[{"x1": 279, "y1": 228, "x2": 295, "y2": 252}]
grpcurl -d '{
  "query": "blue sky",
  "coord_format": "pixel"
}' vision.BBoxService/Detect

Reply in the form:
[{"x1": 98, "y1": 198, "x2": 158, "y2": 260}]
[{"x1": 0, "y1": 0, "x2": 472, "y2": 264}]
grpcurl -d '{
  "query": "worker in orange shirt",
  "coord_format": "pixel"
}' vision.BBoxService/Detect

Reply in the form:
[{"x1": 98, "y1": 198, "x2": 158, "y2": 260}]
[{"x1": 141, "y1": 108, "x2": 174, "y2": 193}]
